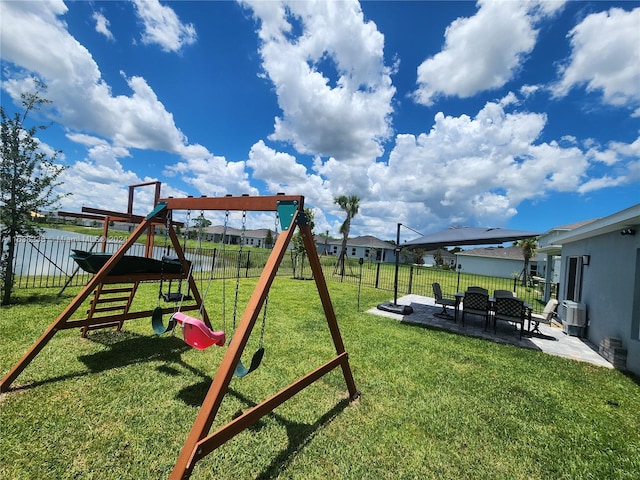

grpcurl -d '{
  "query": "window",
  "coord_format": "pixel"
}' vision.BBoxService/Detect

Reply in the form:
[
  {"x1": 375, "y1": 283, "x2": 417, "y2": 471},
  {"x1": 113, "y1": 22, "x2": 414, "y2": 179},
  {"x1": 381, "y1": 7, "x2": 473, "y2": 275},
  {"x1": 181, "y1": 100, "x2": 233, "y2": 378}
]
[
  {"x1": 351, "y1": 247, "x2": 357, "y2": 256},
  {"x1": 565, "y1": 256, "x2": 584, "y2": 302},
  {"x1": 365, "y1": 248, "x2": 370, "y2": 258}
]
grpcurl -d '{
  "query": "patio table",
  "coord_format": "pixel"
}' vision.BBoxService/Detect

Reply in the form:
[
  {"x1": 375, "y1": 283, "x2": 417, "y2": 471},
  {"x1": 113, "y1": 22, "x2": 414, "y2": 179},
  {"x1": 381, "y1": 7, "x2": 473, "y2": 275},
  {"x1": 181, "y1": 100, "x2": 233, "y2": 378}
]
[{"x1": 455, "y1": 292, "x2": 534, "y2": 334}]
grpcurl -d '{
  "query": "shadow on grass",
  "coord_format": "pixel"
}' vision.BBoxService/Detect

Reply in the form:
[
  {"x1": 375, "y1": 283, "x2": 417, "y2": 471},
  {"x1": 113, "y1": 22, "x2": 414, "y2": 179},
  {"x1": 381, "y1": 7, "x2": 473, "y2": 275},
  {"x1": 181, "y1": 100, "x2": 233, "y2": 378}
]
[
  {"x1": 78, "y1": 331, "x2": 191, "y2": 372},
  {"x1": 6, "y1": 331, "x2": 191, "y2": 393},
  {"x1": 255, "y1": 397, "x2": 350, "y2": 480},
  {"x1": 177, "y1": 379, "x2": 351, "y2": 480},
  {"x1": 81, "y1": 331, "x2": 353, "y2": 477},
  {"x1": 8, "y1": 290, "x2": 70, "y2": 306}
]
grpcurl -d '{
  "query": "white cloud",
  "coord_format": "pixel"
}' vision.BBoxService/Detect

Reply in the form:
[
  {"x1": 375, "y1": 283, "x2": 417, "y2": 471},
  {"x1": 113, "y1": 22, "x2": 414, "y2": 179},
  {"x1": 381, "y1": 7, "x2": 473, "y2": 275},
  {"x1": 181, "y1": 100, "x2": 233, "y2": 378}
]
[
  {"x1": 241, "y1": 0, "x2": 395, "y2": 169},
  {"x1": 366, "y1": 99, "x2": 592, "y2": 229},
  {"x1": 552, "y1": 7, "x2": 640, "y2": 109},
  {"x1": 1, "y1": 1, "x2": 636, "y2": 240},
  {"x1": 93, "y1": 11, "x2": 114, "y2": 41},
  {"x1": 1, "y1": 1, "x2": 251, "y2": 208},
  {"x1": 166, "y1": 144, "x2": 256, "y2": 197},
  {"x1": 131, "y1": 0, "x2": 197, "y2": 53},
  {"x1": 246, "y1": 140, "x2": 334, "y2": 210},
  {"x1": 413, "y1": 0, "x2": 565, "y2": 105}
]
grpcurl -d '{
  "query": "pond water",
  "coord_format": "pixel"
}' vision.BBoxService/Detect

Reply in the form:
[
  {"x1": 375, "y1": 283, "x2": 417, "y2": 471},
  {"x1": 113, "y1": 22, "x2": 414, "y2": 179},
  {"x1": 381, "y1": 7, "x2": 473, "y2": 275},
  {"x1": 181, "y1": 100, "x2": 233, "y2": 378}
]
[{"x1": 11, "y1": 228, "x2": 208, "y2": 277}]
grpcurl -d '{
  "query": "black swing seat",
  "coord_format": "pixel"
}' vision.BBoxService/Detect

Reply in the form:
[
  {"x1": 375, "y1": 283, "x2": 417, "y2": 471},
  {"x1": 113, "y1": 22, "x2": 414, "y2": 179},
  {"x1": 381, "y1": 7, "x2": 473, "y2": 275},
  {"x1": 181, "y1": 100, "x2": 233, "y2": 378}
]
[{"x1": 162, "y1": 292, "x2": 192, "y2": 302}]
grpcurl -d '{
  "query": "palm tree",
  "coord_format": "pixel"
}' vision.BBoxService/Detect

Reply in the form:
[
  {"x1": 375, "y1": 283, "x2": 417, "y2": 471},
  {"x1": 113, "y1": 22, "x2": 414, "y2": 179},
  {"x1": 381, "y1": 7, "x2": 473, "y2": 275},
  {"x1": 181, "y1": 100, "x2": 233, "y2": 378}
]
[
  {"x1": 334, "y1": 195, "x2": 360, "y2": 275},
  {"x1": 518, "y1": 237, "x2": 538, "y2": 287}
]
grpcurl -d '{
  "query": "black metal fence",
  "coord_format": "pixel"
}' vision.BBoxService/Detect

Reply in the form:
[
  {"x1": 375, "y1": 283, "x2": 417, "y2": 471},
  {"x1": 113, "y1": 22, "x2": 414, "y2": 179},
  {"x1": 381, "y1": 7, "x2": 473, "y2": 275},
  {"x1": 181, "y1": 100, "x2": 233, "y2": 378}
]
[{"x1": 9, "y1": 237, "x2": 547, "y2": 313}]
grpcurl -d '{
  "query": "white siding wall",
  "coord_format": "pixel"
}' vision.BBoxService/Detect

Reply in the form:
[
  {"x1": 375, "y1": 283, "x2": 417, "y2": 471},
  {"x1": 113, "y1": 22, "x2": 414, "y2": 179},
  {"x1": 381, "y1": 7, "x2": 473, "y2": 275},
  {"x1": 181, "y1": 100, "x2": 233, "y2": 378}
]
[{"x1": 456, "y1": 256, "x2": 523, "y2": 279}]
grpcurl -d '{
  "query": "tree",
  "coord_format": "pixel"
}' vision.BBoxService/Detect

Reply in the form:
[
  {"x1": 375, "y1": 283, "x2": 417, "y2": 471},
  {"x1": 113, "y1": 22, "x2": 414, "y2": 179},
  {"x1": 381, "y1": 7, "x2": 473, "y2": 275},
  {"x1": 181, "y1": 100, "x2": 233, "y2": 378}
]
[
  {"x1": 517, "y1": 237, "x2": 538, "y2": 287},
  {"x1": 291, "y1": 207, "x2": 315, "y2": 278},
  {"x1": 0, "y1": 81, "x2": 67, "y2": 305},
  {"x1": 291, "y1": 207, "x2": 315, "y2": 279},
  {"x1": 190, "y1": 212, "x2": 211, "y2": 240},
  {"x1": 333, "y1": 195, "x2": 360, "y2": 276},
  {"x1": 264, "y1": 228, "x2": 274, "y2": 249}
]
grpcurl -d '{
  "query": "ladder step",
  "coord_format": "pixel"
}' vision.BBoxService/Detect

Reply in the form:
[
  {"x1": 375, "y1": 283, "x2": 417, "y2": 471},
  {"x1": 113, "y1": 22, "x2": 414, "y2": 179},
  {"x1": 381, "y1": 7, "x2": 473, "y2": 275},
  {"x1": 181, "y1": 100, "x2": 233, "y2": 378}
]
[
  {"x1": 94, "y1": 295, "x2": 131, "y2": 304},
  {"x1": 84, "y1": 321, "x2": 122, "y2": 332},
  {"x1": 98, "y1": 286, "x2": 135, "y2": 294},
  {"x1": 88, "y1": 305, "x2": 126, "y2": 314}
]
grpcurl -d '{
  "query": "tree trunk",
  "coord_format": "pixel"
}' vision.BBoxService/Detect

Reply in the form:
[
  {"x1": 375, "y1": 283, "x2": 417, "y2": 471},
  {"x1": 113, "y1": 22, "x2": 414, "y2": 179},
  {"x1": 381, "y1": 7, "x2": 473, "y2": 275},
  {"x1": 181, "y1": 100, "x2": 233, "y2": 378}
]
[
  {"x1": 521, "y1": 258, "x2": 529, "y2": 287},
  {"x1": 1, "y1": 234, "x2": 16, "y2": 305},
  {"x1": 336, "y1": 234, "x2": 348, "y2": 276}
]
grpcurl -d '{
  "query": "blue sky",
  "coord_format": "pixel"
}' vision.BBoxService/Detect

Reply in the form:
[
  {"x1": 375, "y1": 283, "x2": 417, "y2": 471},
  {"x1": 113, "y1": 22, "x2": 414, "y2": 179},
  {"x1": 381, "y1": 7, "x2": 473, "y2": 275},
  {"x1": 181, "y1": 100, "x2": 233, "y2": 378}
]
[{"x1": 1, "y1": 0, "x2": 638, "y2": 241}]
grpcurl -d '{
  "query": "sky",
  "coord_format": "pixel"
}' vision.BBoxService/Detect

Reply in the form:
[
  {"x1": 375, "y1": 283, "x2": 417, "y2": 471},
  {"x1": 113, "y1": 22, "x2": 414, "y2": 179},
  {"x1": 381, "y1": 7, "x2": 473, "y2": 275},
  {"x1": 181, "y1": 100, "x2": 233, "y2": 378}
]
[{"x1": 1, "y1": 0, "x2": 639, "y2": 242}]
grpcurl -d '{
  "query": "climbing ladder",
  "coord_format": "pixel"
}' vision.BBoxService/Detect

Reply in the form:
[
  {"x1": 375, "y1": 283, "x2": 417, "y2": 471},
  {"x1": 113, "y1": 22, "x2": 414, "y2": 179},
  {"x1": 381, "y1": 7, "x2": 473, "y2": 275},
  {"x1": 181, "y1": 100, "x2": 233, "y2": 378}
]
[{"x1": 80, "y1": 283, "x2": 139, "y2": 337}]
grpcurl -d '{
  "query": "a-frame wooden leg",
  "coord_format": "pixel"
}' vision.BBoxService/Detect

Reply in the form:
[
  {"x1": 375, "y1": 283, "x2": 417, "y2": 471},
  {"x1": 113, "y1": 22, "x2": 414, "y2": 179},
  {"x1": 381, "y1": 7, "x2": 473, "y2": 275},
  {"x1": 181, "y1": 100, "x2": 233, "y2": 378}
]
[
  {"x1": 300, "y1": 221, "x2": 359, "y2": 399},
  {"x1": 169, "y1": 210, "x2": 359, "y2": 479}
]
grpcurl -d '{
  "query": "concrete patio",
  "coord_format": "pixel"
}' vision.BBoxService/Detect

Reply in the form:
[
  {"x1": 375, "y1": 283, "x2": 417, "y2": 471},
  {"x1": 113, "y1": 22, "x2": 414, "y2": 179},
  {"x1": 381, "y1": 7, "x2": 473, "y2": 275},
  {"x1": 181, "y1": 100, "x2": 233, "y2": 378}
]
[{"x1": 368, "y1": 294, "x2": 613, "y2": 369}]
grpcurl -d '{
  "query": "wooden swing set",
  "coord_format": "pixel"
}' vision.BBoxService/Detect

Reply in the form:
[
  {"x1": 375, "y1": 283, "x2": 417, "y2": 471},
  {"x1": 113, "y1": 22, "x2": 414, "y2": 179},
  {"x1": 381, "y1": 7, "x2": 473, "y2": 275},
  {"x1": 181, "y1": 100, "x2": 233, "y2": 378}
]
[{"x1": 0, "y1": 192, "x2": 359, "y2": 480}]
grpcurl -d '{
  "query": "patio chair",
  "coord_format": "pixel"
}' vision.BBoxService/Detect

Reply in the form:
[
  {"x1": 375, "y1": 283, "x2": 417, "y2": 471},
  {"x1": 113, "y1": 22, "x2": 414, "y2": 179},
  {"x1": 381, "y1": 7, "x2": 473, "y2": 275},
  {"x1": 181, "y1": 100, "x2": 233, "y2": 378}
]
[
  {"x1": 493, "y1": 296, "x2": 526, "y2": 339},
  {"x1": 461, "y1": 289, "x2": 490, "y2": 328},
  {"x1": 467, "y1": 286, "x2": 488, "y2": 295},
  {"x1": 530, "y1": 299, "x2": 559, "y2": 334},
  {"x1": 432, "y1": 283, "x2": 456, "y2": 320},
  {"x1": 494, "y1": 289, "x2": 514, "y2": 298}
]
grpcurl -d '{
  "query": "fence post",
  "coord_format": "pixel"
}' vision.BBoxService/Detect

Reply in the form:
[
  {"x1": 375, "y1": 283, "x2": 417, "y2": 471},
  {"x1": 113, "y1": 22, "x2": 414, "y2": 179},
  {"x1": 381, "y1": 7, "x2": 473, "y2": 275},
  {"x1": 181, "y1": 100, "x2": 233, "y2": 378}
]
[
  {"x1": 375, "y1": 262, "x2": 381, "y2": 289},
  {"x1": 408, "y1": 265, "x2": 414, "y2": 294},
  {"x1": 210, "y1": 248, "x2": 217, "y2": 278},
  {"x1": 245, "y1": 251, "x2": 251, "y2": 278}
]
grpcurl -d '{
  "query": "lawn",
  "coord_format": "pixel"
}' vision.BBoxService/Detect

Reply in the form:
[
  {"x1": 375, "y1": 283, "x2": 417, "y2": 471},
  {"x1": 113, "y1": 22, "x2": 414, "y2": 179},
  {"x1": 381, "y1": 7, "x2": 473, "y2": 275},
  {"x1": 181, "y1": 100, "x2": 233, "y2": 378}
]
[{"x1": 1, "y1": 279, "x2": 639, "y2": 479}]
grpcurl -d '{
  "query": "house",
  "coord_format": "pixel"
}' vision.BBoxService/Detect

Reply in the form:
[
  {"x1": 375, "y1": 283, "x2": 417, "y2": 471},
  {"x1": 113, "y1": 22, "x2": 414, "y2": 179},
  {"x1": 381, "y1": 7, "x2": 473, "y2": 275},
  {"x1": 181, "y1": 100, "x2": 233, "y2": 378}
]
[
  {"x1": 422, "y1": 249, "x2": 456, "y2": 267},
  {"x1": 315, "y1": 235, "x2": 397, "y2": 263},
  {"x1": 202, "y1": 226, "x2": 273, "y2": 248},
  {"x1": 536, "y1": 219, "x2": 598, "y2": 302},
  {"x1": 455, "y1": 245, "x2": 530, "y2": 279},
  {"x1": 537, "y1": 203, "x2": 640, "y2": 376}
]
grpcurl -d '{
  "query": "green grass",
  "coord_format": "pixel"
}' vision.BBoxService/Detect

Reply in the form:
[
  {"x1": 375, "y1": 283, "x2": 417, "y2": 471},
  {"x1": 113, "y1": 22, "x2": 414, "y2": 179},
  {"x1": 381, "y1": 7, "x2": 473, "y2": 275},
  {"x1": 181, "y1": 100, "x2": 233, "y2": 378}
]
[{"x1": 1, "y1": 280, "x2": 639, "y2": 479}]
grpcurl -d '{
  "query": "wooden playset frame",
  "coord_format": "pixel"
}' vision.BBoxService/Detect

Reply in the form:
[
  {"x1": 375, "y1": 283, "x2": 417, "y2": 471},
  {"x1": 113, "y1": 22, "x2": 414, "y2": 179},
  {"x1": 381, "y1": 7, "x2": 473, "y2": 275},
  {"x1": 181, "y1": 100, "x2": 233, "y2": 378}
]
[{"x1": 0, "y1": 192, "x2": 359, "y2": 480}]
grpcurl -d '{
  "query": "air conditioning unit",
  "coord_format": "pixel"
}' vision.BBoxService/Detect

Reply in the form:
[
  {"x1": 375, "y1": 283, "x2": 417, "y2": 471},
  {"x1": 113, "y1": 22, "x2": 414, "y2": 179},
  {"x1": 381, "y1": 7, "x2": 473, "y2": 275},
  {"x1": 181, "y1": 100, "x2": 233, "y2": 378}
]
[{"x1": 560, "y1": 300, "x2": 586, "y2": 336}]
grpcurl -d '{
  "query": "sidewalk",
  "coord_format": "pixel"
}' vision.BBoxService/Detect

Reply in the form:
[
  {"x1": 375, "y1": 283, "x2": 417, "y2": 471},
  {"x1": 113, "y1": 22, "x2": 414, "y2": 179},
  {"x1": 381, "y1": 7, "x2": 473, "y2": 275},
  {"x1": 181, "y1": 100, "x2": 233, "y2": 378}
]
[{"x1": 368, "y1": 294, "x2": 613, "y2": 369}]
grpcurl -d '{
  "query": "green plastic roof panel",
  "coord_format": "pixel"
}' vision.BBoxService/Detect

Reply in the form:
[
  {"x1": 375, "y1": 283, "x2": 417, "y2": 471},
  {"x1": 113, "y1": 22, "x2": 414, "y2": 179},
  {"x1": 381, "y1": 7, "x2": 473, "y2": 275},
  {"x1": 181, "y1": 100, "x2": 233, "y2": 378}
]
[
  {"x1": 146, "y1": 202, "x2": 168, "y2": 220},
  {"x1": 277, "y1": 200, "x2": 299, "y2": 231}
]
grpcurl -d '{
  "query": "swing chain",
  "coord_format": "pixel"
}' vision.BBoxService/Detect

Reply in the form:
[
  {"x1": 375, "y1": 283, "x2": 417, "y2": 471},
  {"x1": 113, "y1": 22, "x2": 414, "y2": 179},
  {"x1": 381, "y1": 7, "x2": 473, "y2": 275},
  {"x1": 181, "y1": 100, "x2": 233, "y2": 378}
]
[
  {"x1": 259, "y1": 297, "x2": 268, "y2": 349},
  {"x1": 232, "y1": 211, "x2": 247, "y2": 330}
]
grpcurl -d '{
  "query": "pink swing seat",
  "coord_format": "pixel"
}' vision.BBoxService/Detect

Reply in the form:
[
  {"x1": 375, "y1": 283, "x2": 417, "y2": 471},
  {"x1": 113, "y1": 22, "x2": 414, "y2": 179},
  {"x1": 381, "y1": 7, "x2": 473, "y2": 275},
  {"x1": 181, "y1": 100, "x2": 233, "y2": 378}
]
[{"x1": 171, "y1": 312, "x2": 225, "y2": 350}]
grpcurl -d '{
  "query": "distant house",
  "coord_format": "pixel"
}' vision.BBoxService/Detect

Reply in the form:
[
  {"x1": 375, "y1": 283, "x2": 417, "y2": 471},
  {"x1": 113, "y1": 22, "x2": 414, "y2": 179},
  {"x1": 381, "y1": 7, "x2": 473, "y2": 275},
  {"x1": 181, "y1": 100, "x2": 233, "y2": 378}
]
[
  {"x1": 202, "y1": 226, "x2": 273, "y2": 248},
  {"x1": 538, "y1": 203, "x2": 640, "y2": 376},
  {"x1": 422, "y1": 249, "x2": 456, "y2": 267},
  {"x1": 315, "y1": 235, "x2": 397, "y2": 263},
  {"x1": 455, "y1": 245, "x2": 530, "y2": 279}
]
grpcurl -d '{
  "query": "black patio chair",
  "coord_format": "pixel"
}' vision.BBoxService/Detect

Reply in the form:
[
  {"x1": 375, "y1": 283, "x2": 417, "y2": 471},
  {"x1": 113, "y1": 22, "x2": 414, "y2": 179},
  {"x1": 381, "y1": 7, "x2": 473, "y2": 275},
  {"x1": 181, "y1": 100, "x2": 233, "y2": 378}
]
[
  {"x1": 461, "y1": 289, "x2": 490, "y2": 328},
  {"x1": 493, "y1": 296, "x2": 526, "y2": 339},
  {"x1": 432, "y1": 282, "x2": 456, "y2": 320}
]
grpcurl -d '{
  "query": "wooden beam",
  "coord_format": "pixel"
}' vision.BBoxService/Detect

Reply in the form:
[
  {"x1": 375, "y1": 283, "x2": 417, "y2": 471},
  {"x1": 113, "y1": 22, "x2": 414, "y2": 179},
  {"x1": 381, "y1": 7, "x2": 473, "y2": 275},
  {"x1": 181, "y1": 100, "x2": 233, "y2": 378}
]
[
  {"x1": 302, "y1": 221, "x2": 359, "y2": 399},
  {"x1": 159, "y1": 194, "x2": 303, "y2": 213},
  {"x1": 169, "y1": 209, "x2": 298, "y2": 479},
  {"x1": 82, "y1": 206, "x2": 148, "y2": 224},
  {"x1": 193, "y1": 353, "x2": 350, "y2": 462},
  {"x1": 169, "y1": 204, "x2": 359, "y2": 479}
]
